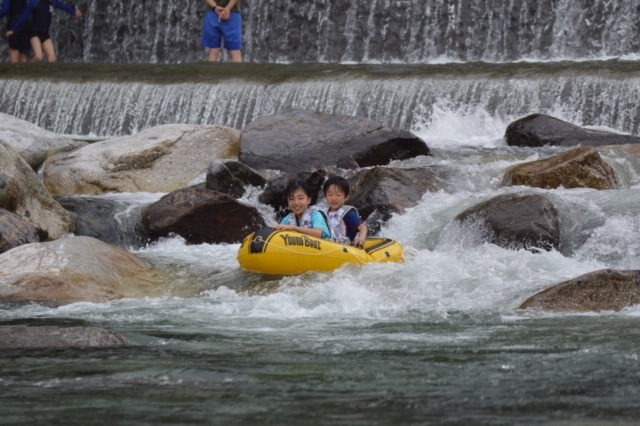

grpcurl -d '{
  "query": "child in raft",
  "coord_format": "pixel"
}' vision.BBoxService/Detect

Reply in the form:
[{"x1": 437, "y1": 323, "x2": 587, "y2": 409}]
[
  {"x1": 323, "y1": 175, "x2": 368, "y2": 248},
  {"x1": 274, "y1": 179, "x2": 331, "y2": 240}
]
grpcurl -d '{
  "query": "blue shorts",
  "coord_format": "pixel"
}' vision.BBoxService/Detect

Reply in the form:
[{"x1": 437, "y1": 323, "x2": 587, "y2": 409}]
[{"x1": 202, "y1": 10, "x2": 243, "y2": 51}]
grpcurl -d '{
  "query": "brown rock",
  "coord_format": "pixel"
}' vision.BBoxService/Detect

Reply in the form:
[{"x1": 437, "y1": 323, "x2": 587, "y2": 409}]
[
  {"x1": 598, "y1": 143, "x2": 640, "y2": 158},
  {"x1": 0, "y1": 236, "x2": 162, "y2": 305},
  {"x1": 0, "y1": 208, "x2": 39, "y2": 254},
  {"x1": 143, "y1": 185, "x2": 266, "y2": 244},
  {"x1": 519, "y1": 269, "x2": 640, "y2": 312},
  {"x1": 502, "y1": 146, "x2": 618, "y2": 190}
]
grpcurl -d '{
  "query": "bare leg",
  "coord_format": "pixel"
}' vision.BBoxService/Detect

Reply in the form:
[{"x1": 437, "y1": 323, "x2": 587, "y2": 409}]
[
  {"x1": 31, "y1": 37, "x2": 44, "y2": 62},
  {"x1": 18, "y1": 52, "x2": 27, "y2": 62},
  {"x1": 229, "y1": 49, "x2": 242, "y2": 63},
  {"x1": 208, "y1": 48, "x2": 221, "y2": 62},
  {"x1": 9, "y1": 49, "x2": 20, "y2": 63},
  {"x1": 42, "y1": 39, "x2": 56, "y2": 62}
]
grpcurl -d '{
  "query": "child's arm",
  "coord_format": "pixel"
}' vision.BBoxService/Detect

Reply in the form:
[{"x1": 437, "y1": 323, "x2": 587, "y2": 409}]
[
  {"x1": 7, "y1": 0, "x2": 38, "y2": 35},
  {"x1": 274, "y1": 211, "x2": 330, "y2": 239},
  {"x1": 354, "y1": 223, "x2": 368, "y2": 248},
  {"x1": 223, "y1": 0, "x2": 238, "y2": 13},
  {"x1": 0, "y1": 0, "x2": 11, "y2": 20},
  {"x1": 52, "y1": 0, "x2": 81, "y2": 17},
  {"x1": 275, "y1": 224, "x2": 324, "y2": 239}
]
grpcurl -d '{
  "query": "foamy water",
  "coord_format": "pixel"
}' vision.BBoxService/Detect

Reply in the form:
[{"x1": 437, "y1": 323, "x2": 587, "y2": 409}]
[{"x1": 2, "y1": 94, "x2": 640, "y2": 425}]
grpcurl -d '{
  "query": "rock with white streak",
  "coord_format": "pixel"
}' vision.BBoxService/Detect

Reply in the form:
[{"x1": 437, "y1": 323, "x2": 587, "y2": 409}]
[
  {"x1": 0, "y1": 112, "x2": 84, "y2": 170},
  {"x1": 43, "y1": 124, "x2": 240, "y2": 196}
]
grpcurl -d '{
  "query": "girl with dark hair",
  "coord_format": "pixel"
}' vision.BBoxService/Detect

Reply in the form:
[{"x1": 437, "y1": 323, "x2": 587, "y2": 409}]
[{"x1": 274, "y1": 180, "x2": 331, "y2": 240}]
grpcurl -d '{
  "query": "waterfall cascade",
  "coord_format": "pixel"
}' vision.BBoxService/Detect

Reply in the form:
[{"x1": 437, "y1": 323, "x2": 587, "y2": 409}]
[{"x1": 0, "y1": 62, "x2": 638, "y2": 137}]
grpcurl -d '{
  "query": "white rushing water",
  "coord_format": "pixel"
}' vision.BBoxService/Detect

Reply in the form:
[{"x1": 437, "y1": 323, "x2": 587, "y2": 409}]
[
  {"x1": 3, "y1": 107, "x2": 639, "y2": 325},
  {"x1": 2, "y1": 83, "x2": 640, "y2": 424},
  {"x1": 3, "y1": 61, "x2": 640, "y2": 138}
]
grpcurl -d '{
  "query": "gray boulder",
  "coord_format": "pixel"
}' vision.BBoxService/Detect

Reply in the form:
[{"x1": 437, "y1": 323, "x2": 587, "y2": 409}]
[
  {"x1": 505, "y1": 114, "x2": 640, "y2": 147},
  {"x1": 520, "y1": 269, "x2": 640, "y2": 312},
  {"x1": 43, "y1": 124, "x2": 240, "y2": 196},
  {"x1": 206, "y1": 159, "x2": 267, "y2": 198},
  {"x1": 239, "y1": 110, "x2": 431, "y2": 174},
  {"x1": 0, "y1": 112, "x2": 85, "y2": 170},
  {"x1": 56, "y1": 195, "x2": 151, "y2": 249},
  {"x1": 348, "y1": 166, "x2": 448, "y2": 234},
  {"x1": 0, "y1": 208, "x2": 39, "y2": 254},
  {"x1": 0, "y1": 140, "x2": 75, "y2": 241},
  {"x1": 455, "y1": 193, "x2": 560, "y2": 252}
]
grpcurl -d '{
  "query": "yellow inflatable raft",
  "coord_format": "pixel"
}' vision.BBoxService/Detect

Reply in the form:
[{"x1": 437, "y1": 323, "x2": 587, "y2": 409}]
[{"x1": 237, "y1": 227, "x2": 404, "y2": 275}]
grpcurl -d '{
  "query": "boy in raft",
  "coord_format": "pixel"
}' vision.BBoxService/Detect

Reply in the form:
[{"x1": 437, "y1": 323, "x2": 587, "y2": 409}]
[
  {"x1": 274, "y1": 179, "x2": 331, "y2": 240},
  {"x1": 323, "y1": 176, "x2": 368, "y2": 248}
]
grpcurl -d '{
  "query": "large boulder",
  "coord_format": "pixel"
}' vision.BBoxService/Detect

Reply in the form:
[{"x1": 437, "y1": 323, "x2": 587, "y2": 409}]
[
  {"x1": 0, "y1": 236, "x2": 162, "y2": 305},
  {"x1": 519, "y1": 269, "x2": 640, "y2": 312},
  {"x1": 348, "y1": 166, "x2": 448, "y2": 234},
  {"x1": 239, "y1": 110, "x2": 431, "y2": 174},
  {"x1": 142, "y1": 185, "x2": 266, "y2": 244},
  {"x1": 0, "y1": 140, "x2": 75, "y2": 241},
  {"x1": 43, "y1": 124, "x2": 240, "y2": 196},
  {"x1": 454, "y1": 193, "x2": 560, "y2": 252},
  {"x1": 0, "y1": 208, "x2": 39, "y2": 254},
  {"x1": 0, "y1": 112, "x2": 85, "y2": 170},
  {"x1": 502, "y1": 146, "x2": 618, "y2": 190},
  {"x1": 56, "y1": 195, "x2": 152, "y2": 249},
  {"x1": 505, "y1": 114, "x2": 640, "y2": 147},
  {"x1": 0, "y1": 325, "x2": 131, "y2": 349}
]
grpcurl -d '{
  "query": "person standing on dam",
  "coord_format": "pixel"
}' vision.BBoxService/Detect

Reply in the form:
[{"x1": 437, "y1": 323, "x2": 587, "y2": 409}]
[
  {"x1": 202, "y1": 0, "x2": 243, "y2": 63},
  {"x1": 0, "y1": 0, "x2": 31, "y2": 63},
  {"x1": 6, "y1": 0, "x2": 83, "y2": 63}
]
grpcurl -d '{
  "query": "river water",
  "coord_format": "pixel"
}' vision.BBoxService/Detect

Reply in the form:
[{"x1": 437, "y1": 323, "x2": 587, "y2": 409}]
[
  {"x1": 2, "y1": 6, "x2": 640, "y2": 421},
  {"x1": 1, "y1": 61, "x2": 640, "y2": 425}
]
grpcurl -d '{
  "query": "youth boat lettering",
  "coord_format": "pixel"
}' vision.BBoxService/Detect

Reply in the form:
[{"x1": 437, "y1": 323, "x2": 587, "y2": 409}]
[{"x1": 279, "y1": 234, "x2": 322, "y2": 250}]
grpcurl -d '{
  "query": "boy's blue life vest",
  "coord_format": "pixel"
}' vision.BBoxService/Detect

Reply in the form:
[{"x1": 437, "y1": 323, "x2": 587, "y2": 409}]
[
  {"x1": 324, "y1": 205, "x2": 358, "y2": 244},
  {"x1": 284, "y1": 206, "x2": 331, "y2": 239}
]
